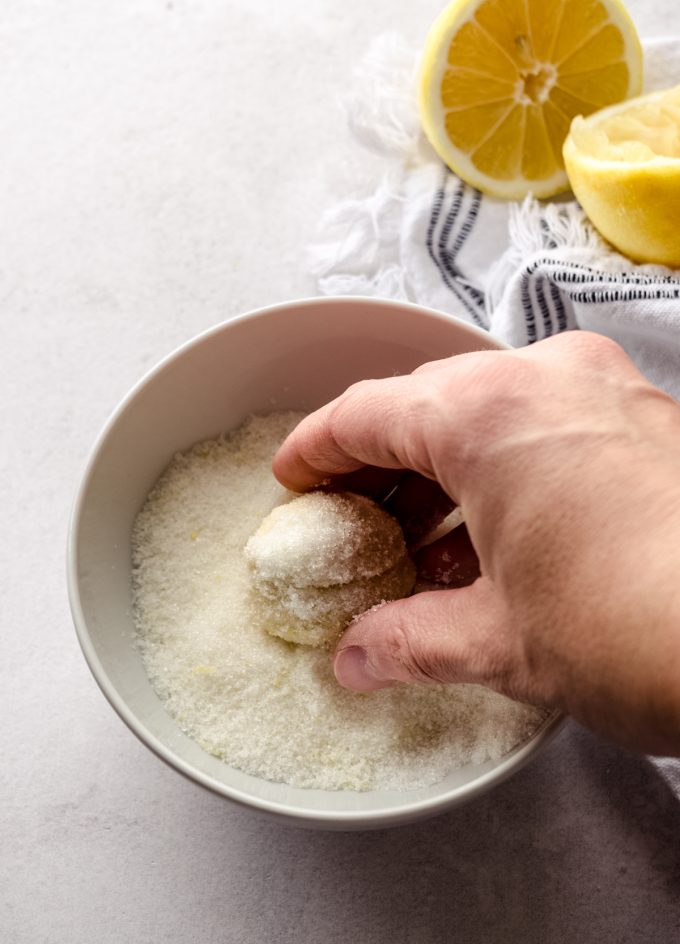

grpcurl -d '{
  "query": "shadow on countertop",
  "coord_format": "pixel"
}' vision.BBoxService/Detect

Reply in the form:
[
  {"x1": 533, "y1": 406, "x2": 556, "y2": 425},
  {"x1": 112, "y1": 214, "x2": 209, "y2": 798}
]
[{"x1": 191, "y1": 721, "x2": 680, "y2": 944}]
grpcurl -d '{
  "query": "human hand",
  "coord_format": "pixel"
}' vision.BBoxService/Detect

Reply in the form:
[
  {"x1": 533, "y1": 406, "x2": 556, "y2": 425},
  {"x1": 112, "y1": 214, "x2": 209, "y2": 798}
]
[{"x1": 273, "y1": 332, "x2": 680, "y2": 756}]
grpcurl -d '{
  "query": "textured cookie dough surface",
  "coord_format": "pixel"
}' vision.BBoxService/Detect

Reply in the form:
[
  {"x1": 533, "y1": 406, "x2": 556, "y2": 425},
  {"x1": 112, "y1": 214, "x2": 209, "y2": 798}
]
[{"x1": 245, "y1": 492, "x2": 416, "y2": 647}]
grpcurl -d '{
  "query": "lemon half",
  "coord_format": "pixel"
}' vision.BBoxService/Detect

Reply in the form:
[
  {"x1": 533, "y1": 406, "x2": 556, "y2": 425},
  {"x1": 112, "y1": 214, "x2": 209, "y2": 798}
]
[
  {"x1": 419, "y1": 0, "x2": 643, "y2": 199},
  {"x1": 564, "y1": 86, "x2": 680, "y2": 267}
]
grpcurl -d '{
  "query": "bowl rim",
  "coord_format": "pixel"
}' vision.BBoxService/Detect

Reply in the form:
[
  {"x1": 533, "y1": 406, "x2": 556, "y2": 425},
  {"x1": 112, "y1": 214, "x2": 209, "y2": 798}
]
[{"x1": 67, "y1": 295, "x2": 566, "y2": 828}]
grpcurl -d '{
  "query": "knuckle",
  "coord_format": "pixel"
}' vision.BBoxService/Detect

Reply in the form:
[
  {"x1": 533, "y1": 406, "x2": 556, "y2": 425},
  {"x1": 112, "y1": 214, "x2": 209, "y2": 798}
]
[
  {"x1": 387, "y1": 618, "x2": 452, "y2": 685},
  {"x1": 343, "y1": 378, "x2": 374, "y2": 398},
  {"x1": 331, "y1": 380, "x2": 376, "y2": 424},
  {"x1": 551, "y1": 330, "x2": 625, "y2": 368},
  {"x1": 336, "y1": 377, "x2": 391, "y2": 418},
  {"x1": 332, "y1": 377, "x2": 435, "y2": 474},
  {"x1": 443, "y1": 350, "x2": 532, "y2": 406},
  {"x1": 324, "y1": 381, "x2": 375, "y2": 442},
  {"x1": 412, "y1": 356, "x2": 455, "y2": 376},
  {"x1": 435, "y1": 352, "x2": 537, "y2": 460}
]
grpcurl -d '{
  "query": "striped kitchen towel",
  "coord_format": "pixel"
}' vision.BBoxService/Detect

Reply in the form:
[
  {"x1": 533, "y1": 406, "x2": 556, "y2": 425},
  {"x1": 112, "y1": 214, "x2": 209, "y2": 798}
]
[
  {"x1": 309, "y1": 32, "x2": 680, "y2": 792},
  {"x1": 309, "y1": 34, "x2": 680, "y2": 398}
]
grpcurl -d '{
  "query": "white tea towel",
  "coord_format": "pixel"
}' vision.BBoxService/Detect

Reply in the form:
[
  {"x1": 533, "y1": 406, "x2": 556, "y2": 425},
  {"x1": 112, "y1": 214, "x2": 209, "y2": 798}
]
[
  {"x1": 310, "y1": 36, "x2": 680, "y2": 398},
  {"x1": 309, "y1": 34, "x2": 680, "y2": 789}
]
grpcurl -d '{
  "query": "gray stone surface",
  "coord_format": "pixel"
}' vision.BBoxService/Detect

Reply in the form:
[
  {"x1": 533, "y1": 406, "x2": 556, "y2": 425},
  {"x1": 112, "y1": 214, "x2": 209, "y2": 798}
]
[{"x1": 2, "y1": 1, "x2": 679, "y2": 941}]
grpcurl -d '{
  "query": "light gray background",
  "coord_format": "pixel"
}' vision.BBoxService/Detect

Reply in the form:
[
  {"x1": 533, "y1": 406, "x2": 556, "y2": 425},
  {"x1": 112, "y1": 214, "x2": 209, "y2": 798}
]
[{"x1": 2, "y1": 1, "x2": 679, "y2": 941}]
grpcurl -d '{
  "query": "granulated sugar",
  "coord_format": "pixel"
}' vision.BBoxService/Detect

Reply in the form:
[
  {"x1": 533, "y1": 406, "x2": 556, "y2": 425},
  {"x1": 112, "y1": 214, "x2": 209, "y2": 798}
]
[{"x1": 132, "y1": 413, "x2": 546, "y2": 792}]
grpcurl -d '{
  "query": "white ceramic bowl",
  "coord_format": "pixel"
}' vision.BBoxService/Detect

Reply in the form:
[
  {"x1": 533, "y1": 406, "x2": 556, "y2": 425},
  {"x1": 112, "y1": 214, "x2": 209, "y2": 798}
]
[{"x1": 68, "y1": 296, "x2": 563, "y2": 830}]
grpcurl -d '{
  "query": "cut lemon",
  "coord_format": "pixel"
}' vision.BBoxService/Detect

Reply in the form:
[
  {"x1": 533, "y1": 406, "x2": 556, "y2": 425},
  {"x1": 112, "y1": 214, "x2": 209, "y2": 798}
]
[
  {"x1": 419, "y1": 0, "x2": 643, "y2": 199},
  {"x1": 564, "y1": 86, "x2": 680, "y2": 267}
]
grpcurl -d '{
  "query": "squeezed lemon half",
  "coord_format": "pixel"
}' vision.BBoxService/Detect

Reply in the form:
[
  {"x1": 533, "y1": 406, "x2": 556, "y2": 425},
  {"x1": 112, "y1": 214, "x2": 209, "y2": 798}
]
[
  {"x1": 564, "y1": 86, "x2": 680, "y2": 267},
  {"x1": 419, "y1": 0, "x2": 643, "y2": 199}
]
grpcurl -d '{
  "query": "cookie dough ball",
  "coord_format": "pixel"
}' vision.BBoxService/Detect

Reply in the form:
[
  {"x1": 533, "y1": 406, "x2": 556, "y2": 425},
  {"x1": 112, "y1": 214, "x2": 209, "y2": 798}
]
[{"x1": 244, "y1": 492, "x2": 416, "y2": 648}]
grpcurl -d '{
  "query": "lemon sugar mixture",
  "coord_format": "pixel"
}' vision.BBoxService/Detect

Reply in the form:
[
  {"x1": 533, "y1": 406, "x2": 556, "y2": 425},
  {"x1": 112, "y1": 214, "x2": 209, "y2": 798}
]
[
  {"x1": 245, "y1": 491, "x2": 416, "y2": 649},
  {"x1": 132, "y1": 413, "x2": 545, "y2": 792}
]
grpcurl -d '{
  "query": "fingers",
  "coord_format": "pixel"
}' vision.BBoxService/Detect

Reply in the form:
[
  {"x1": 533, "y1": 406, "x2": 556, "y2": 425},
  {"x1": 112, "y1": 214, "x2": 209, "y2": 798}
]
[
  {"x1": 273, "y1": 334, "x2": 640, "y2": 494},
  {"x1": 272, "y1": 374, "x2": 441, "y2": 491},
  {"x1": 333, "y1": 579, "x2": 517, "y2": 694},
  {"x1": 415, "y1": 524, "x2": 480, "y2": 587},
  {"x1": 272, "y1": 421, "x2": 365, "y2": 491}
]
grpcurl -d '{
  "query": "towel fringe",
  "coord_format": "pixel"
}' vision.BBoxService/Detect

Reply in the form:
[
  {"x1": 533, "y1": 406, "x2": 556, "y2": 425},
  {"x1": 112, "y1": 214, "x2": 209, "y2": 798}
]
[
  {"x1": 342, "y1": 33, "x2": 422, "y2": 159},
  {"x1": 486, "y1": 196, "x2": 673, "y2": 319}
]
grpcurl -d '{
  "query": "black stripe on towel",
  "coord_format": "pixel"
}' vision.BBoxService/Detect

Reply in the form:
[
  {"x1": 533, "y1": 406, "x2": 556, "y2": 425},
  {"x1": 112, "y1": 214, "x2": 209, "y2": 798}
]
[
  {"x1": 549, "y1": 281, "x2": 568, "y2": 332},
  {"x1": 425, "y1": 172, "x2": 486, "y2": 325},
  {"x1": 519, "y1": 265, "x2": 538, "y2": 343},
  {"x1": 441, "y1": 182, "x2": 486, "y2": 306},
  {"x1": 535, "y1": 276, "x2": 554, "y2": 338},
  {"x1": 518, "y1": 255, "x2": 679, "y2": 342}
]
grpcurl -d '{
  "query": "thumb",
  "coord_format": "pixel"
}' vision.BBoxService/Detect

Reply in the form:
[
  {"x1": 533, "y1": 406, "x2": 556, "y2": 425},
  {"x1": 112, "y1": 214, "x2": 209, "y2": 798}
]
[{"x1": 333, "y1": 578, "x2": 515, "y2": 694}]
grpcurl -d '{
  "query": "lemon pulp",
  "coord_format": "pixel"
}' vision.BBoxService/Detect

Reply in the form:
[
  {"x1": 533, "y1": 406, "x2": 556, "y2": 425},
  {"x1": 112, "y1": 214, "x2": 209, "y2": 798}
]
[
  {"x1": 569, "y1": 85, "x2": 680, "y2": 161},
  {"x1": 420, "y1": 0, "x2": 643, "y2": 199},
  {"x1": 564, "y1": 86, "x2": 680, "y2": 267}
]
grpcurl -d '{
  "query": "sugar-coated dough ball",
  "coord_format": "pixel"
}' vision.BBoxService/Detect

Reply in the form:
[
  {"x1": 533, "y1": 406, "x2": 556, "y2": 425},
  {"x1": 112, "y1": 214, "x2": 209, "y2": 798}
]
[
  {"x1": 245, "y1": 492, "x2": 407, "y2": 588},
  {"x1": 251, "y1": 557, "x2": 416, "y2": 648},
  {"x1": 245, "y1": 492, "x2": 416, "y2": 648}
]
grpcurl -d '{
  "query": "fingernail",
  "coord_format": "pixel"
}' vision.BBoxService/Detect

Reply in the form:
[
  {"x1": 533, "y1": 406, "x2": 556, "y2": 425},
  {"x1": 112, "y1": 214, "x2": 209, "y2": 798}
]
[{"x1": 334, "y1": 646, "x2": 391, "y2": 692}]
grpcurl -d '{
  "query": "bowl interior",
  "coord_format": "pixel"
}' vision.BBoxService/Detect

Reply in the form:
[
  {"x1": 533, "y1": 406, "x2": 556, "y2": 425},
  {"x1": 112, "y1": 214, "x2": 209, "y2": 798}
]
[{"x1": 69, "y1": 297, "x2": 561, "y2": 829}]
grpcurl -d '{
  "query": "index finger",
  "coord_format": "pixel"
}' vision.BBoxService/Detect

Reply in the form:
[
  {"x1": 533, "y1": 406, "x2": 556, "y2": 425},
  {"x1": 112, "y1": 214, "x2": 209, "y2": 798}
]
[{"x1": 272, "y1": 374, "x2": 441, "y2": 491}]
